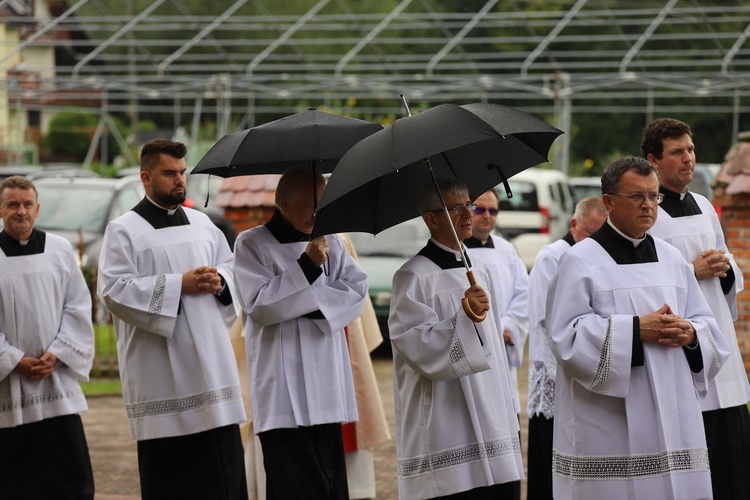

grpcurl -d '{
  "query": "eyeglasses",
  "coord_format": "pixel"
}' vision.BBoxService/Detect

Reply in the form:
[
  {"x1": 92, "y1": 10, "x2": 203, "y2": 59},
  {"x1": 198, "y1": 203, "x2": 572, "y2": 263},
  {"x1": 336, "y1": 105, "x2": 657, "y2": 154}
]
[
  {"x1": 474, "y1": 206, "x2": 498, "y2": 216},
  {"x1": 430, "y1": 203, "x2": 478, "y2": 216},
  {"x1": 609, "y1": 192, "x2": 664, "y2": 205}
]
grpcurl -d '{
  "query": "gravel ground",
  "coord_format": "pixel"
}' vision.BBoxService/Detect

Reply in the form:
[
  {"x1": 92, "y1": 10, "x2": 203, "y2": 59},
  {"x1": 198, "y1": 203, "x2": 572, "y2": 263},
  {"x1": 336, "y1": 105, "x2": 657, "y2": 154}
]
[{"x1": 84, "y1": 353, "x2": 529, "y2": 499}]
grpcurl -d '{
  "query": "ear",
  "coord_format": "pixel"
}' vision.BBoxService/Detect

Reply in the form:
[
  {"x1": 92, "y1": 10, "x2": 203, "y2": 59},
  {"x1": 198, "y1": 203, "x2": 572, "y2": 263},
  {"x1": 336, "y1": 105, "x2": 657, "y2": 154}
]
[
  {"x1": 423, "y1": 212, "x2": 439, "y2": 231},
  {"x1": 569, "y1": 217, "x2": 578, "y2": 232},
  {"x1": 646, "y1": 153, "x2": 659, "y2": 169},
  {"x1": 140, "y1": 170, "x2": 150, "y2": 186},
  {"x1": 602, "y1": 193, "x2": 614, "y2": 212}
]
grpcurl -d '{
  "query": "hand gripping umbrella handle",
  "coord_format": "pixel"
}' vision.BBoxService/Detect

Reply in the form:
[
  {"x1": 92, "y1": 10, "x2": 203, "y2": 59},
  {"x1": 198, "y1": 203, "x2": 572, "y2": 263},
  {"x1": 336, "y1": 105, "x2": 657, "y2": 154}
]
[{"x1": 461, "y1": 271, "x2": 487, "y2": 323}]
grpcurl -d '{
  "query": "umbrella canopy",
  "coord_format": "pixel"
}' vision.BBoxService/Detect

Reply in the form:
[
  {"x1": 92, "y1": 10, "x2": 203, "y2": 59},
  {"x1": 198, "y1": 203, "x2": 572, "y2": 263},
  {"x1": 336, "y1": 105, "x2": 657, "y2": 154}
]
[
  {"x1": 311, "y1": 103, "x2": 563, "y2": 238},
  {"x1": 191, "y1": 109, "x2": 383, "y2": 177}
]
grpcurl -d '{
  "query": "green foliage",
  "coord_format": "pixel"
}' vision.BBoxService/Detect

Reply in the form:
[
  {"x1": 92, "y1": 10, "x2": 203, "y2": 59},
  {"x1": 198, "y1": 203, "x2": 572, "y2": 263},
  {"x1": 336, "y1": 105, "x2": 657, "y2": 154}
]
[{"x1": 45, "y1": 112, "x2": 98, "y2": 161}]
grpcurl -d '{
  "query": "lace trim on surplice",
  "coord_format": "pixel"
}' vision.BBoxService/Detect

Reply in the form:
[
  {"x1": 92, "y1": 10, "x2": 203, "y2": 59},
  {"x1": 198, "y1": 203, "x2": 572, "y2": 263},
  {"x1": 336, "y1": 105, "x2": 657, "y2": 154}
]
[
  {"x1": 589, "y1": 317, "x2": 614, "y2": 395},
  {"x1": 448, "y1": 314, "x2": 473, "y2": 376},
  {"x1": 553, "y1": 447, "x2": 709, "y2": 480},
  {"x1": 527, "y1": 362, "x2": 556, "y2": 419},
  {"x1": 0, "y1": 385, "x2": 85, "y2": 413},
  {"x1": 126, "y1": 385, "x2": 242, "y2": 419},
  {"x1": 146, "y1": 274, "x2": 167, "y2": 332},
  {"x1": 397, "y1": 435, "x2": 521, "y2": 478}
]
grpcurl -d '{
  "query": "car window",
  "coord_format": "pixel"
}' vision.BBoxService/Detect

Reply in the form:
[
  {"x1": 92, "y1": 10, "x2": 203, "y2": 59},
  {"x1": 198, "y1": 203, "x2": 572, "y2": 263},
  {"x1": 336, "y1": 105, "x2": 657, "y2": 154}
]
[
  {"x1": 498, "y1": 181, "x2": 539, "y2": 211},
  {"x1": 112, "y1": 184, "x2": 143, "y2": 219},
  {"x1": 35, "y1": 185, "x2": 113, "y2": 232},
  {"x1": 348, "y1": 218, "x2": 431, "y2": 258}
]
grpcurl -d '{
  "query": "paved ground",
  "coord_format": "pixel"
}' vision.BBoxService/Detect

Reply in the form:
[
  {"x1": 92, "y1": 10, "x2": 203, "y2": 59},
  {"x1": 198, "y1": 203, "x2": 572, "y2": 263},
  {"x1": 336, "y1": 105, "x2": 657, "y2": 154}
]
[{"x1": 84, "y1": 352, "x2": 530, "y2": 499}]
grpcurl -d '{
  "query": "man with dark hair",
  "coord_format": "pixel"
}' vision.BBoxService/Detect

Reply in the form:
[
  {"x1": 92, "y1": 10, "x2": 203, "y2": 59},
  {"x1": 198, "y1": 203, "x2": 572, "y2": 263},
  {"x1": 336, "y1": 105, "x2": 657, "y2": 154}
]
[
  {"x1": 98, "y1": 139, "x2": 247, "y2": 499},
  {"x1": 547, "y1": 156, "x2": 729, "y2": 499},
  {"x1": 525, "y1": 195, "x2": 606, "y2": 500},
  {"x1": 0, "y1": 175, "x2": 96, "y2": 499},
  {"x1": 389, "y1": 177, "x2": 523, "y2": 499},
  {"x1": 643, "y1": 117, "x2": 750, "y2": 500},
  {"x1": 234, "y1": 166, "x2": 368, "y2": 500}
]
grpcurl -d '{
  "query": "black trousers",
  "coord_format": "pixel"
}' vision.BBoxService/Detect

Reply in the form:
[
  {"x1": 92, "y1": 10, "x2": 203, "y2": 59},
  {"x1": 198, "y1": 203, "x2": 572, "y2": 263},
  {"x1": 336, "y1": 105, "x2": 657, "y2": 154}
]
[
  {"x1": 0, "y1": 414, "x2": 95, "y2": 500},
  {"x1": 259, "y1": 423, "x2": 349, "y2": 500},
  {"x1": 137, "y1": 424, "x2": 248, "y2": 500},
  {"x1": 434, "y1": 482, "x2": 516, "y2": 499},
  {"x1": 527, "y1": 415, "x2": 554, "y2": 500},
  {"x1": 703, "y1": 404, "x2": 750, "y2": 500}
]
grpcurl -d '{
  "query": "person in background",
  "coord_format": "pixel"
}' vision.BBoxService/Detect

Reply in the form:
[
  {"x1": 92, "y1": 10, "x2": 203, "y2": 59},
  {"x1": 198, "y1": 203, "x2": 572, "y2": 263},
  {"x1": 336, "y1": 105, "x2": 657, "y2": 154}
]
[
  {"x1": 98, "y1": 138, "x2": 247, "y2": 499},
  {"x1": 643, "y1": 117, "x2": 750, "y2": 500},
  {"x1": 464, "y1": 187, "x2": 529, "y2": 500},
  {"x1": 0, "y1": 175, "x2": 96, "y2": 499},
  {"x1": 389, "y1": 177, "x2": 523, "y2": 499},
  {"x1": 233, "y1": 166, "x2": 368, "y2": 500},
  {"x1": 525, "y1": 196, "x2": 606, "y2": 500},
  {"x1": 546, "y1": 156, "x2": 728, "y2": 499}
]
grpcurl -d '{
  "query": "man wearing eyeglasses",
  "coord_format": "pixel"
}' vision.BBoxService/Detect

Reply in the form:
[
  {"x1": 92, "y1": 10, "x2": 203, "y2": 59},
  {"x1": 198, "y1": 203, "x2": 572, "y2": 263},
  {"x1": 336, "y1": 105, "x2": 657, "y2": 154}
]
[
  {"x1": 643, "y1": 118, "x2": 750, "y2": 500},
  {"x1": 389, "y1": 177, "x2": 524, "y2": 499},
  {"x1": 546, "y1": 156, "x2": 729, "y2": 500},
  {"x1": 463, "y1": 188, "x2": 529, "y2": 500}
]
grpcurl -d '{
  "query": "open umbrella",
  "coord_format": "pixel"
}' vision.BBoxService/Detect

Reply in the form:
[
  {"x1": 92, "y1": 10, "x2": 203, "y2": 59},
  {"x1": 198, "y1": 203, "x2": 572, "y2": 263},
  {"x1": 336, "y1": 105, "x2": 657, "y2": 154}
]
[
  {"x1": 311, "y1": 102, "x2": 563, "y2": 321},
  {"x1": 190, "y1": 108, "x2": 383, "y2": 177}
]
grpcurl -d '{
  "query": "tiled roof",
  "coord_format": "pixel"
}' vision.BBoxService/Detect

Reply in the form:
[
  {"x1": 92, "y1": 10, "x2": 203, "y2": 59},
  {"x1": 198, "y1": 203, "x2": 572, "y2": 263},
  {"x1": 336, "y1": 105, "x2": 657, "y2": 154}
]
[{"x1": 215, "y1": 175, "x2": 280, "y2": 208}]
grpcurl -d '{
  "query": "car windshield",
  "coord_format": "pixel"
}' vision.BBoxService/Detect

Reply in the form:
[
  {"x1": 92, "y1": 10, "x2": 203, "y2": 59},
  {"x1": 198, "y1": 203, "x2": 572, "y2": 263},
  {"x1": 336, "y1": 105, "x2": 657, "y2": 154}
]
[
  {"x1": 35, "y1": 185, "x2": 113, "y2": 232},
  {"x1": 348, "y1": 218, "x2": 430, "y2": 258},
  {"x1": 498, "y1": 181, "x2": 539, "y2": 211}
]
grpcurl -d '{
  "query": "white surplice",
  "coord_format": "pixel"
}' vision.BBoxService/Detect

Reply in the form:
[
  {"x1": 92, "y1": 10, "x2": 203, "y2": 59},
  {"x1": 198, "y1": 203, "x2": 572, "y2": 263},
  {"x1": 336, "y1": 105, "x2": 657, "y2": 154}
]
[
  {"x1": 526, "y1": 237, "x2": 571, "y2": 420},
  {"x1": 98, "y1": 208, "x2": 246, "y2": 441},
  {"x1": 465, "y1": 234, "x2": 529, "y2": 409},
  {"x1": 547, "y1": 233, "x2": 730, "y2": 500},
  {"x1": 389, "y1": 239, "x2": 524, "y2": 500},
  {"x1": 233, "y1": 226, "x2": 367, "y2": 434},
  {"x1": 651, "y1": 193, "x2": 750, "y2": 409},
  {"x1": 0, "y1": 232, "x2": 94, "y2": 427}
]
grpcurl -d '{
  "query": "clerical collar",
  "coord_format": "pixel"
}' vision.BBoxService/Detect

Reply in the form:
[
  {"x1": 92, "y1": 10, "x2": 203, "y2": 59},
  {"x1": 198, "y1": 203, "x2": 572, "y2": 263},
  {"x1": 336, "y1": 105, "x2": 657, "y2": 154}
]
[
  {"x1": 464, "y1": 235, "x2": 494, "y2": 249},
  {"x1": 417, "y1": 239, "x2": 472, "y2": 270},
  {"x1": 562, "y1": 231, "x2": 575, "y2": 247},
  {"x1": 132, "y1": 197, "x2": 190, "y2": 229},
  {"x1": 146, "y1": 195, "x2": 179, "y2": 216},
  {"x1": 265, "y1": 209, "x2": 312, "y2": 243},
  {"x1": 591, "y1": 221, "x2": 658, "y2": 265},
  {"x1": 606, "y1": 218, "x2": 646, "y2": 247},
  {"x1": 659, "y1": 185, "x2": 702, "y2": 218},
  {"x1": 0, "y1": 229, "x2": 46, "y2": 256}
]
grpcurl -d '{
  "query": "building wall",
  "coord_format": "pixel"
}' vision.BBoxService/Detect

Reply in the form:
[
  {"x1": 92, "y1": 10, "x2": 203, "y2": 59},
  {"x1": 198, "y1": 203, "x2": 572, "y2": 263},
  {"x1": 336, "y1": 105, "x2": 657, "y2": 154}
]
[
  {"x1": 0, "y1": 22, "x2": 22, "y2": 161},
  {"x1": 716, "y1": 191, "x2": 750, "y2": 375}
]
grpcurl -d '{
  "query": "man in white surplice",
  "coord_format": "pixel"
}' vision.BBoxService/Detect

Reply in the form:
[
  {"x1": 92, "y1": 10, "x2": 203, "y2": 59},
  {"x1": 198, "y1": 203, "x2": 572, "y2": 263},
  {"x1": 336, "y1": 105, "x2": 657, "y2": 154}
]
[
  {"x1": 525, "y1": 195, "x2": 606, "y2": 500},
  {"x1": 234, "y1": 166, "x2": 367, "y2": 500},
  {"x1": 547, "y1": 156, "x2": 730, "y2": 500},
  {"x1": 98, "y1": 139, "x2": 247, "y2": 499},
  {"x1": 643, "y1": 117, "x2": 750, "y2": 500},
  {"x1": 389, "y1": 177, "x2": 523, "y2": 500},
  {"x1": 0, "y1": 175, "x2": 95, "y2": 499}
]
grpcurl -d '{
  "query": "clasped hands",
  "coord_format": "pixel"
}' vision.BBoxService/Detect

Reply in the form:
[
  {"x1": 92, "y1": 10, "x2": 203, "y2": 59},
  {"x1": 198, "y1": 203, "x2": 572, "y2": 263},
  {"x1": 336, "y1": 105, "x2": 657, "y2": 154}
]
[
  {"x1": 15, "y1": 352, "x2": 57, "y2": 380},
  {"x1": 639, "y1": 304, "x2": 696, "y2": 348},
  {"x1": 182, "y1": 266, "x2": 223, "y2": 295},
  {"x1": 693, "y1": 249, "x2": 731, "y2": 280}
]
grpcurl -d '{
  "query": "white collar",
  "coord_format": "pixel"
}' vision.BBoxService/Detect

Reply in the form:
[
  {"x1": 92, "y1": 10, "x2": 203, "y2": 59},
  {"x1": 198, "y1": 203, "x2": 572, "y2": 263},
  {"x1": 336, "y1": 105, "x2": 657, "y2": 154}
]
[{"x1": 606, "y1": 218, "x2": 646, "y2": 247}]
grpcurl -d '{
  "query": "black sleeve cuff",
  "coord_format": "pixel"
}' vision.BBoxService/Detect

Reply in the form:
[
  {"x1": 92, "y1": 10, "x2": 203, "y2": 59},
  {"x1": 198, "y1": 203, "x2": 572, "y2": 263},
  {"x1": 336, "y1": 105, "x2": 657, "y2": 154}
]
[
  {"x1": 298, "y1": 252, "x2": 323, "y2": 284},
  {"x1": 683, "y1": 336, "x2": 704, "y2": 373},
  {"x1": 631, "y1": 316, "x2": 644, "y2": 367},
  {"x1": 214, "y1": 275, "x2": 233, "y2": 306},
  {"x1": 720, "y1": 266, "x2": 736, "y2": 295}
]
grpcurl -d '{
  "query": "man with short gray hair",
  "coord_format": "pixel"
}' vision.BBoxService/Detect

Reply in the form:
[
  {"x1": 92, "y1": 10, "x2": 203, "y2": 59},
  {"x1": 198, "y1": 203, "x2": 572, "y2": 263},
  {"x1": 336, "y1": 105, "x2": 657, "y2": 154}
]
[
  {"x1": 0, "y1": 175, "x2": 95, "y2": 499},
  {"x1": 547, "y1": 156, "x2": 729, "y2": 499}
]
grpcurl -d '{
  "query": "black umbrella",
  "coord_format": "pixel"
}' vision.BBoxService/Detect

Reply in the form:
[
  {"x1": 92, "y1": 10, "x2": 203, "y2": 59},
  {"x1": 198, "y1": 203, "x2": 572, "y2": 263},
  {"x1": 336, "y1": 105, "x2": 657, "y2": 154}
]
[
  {"x1": 311, "y1": 102, "x2": 563, "y2": 321},
  {"x1": 190, "y1": 108, "x2": 383, "y2": 177}
]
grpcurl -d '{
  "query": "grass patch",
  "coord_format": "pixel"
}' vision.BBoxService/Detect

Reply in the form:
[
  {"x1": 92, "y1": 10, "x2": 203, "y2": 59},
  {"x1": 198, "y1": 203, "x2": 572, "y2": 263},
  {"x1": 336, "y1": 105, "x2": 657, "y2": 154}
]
[
  {"x1": 94, "y1": 323, "x2": 117, "y2": 357},
  {"x1": 81, "y1": 377, "x2": 122, "y2": 396}
]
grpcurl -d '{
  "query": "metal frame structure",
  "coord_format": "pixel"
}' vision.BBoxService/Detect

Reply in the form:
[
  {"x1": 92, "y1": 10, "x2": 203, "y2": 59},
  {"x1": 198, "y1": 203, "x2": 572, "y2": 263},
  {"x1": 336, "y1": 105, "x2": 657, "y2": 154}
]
[{"x1": 4, "y1": 0, "x2": 750, "y2": 170}]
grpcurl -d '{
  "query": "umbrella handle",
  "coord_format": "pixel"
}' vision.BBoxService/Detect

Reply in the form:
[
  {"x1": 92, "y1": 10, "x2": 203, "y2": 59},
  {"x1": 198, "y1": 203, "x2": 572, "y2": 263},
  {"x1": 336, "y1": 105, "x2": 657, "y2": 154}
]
[{"x1": 461, "y1": 271, "x2": 487, "y2": 323}]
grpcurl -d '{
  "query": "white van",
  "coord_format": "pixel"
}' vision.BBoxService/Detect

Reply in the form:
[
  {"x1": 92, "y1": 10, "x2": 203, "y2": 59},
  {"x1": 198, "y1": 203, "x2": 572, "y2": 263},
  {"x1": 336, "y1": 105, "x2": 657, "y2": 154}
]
[{"x1": 494, "y1": 167, "x2": 576, "y2": 269}]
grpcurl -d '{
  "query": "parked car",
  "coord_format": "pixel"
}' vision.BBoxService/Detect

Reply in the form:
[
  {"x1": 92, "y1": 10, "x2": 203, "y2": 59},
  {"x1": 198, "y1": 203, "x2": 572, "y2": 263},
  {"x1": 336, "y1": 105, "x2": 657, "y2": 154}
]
[
  {"x1": 186, "y1": 174, "x2": 236, "y2": 247},
  {"x1": 495, "y1": 167, "x2": 576, "y2": 269},
  {"x1": 569, "y1": 176, "x2": 601, "y2": 202},
  {"x1": 689, "y1": 163, "x2": 721, "y2": 200},
  {"x1": 348, "y1": 217, "x2": 432, "y2": 350},
  {"x1": 33, "y1": 176, "x2": 145, "y2": 269}
]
